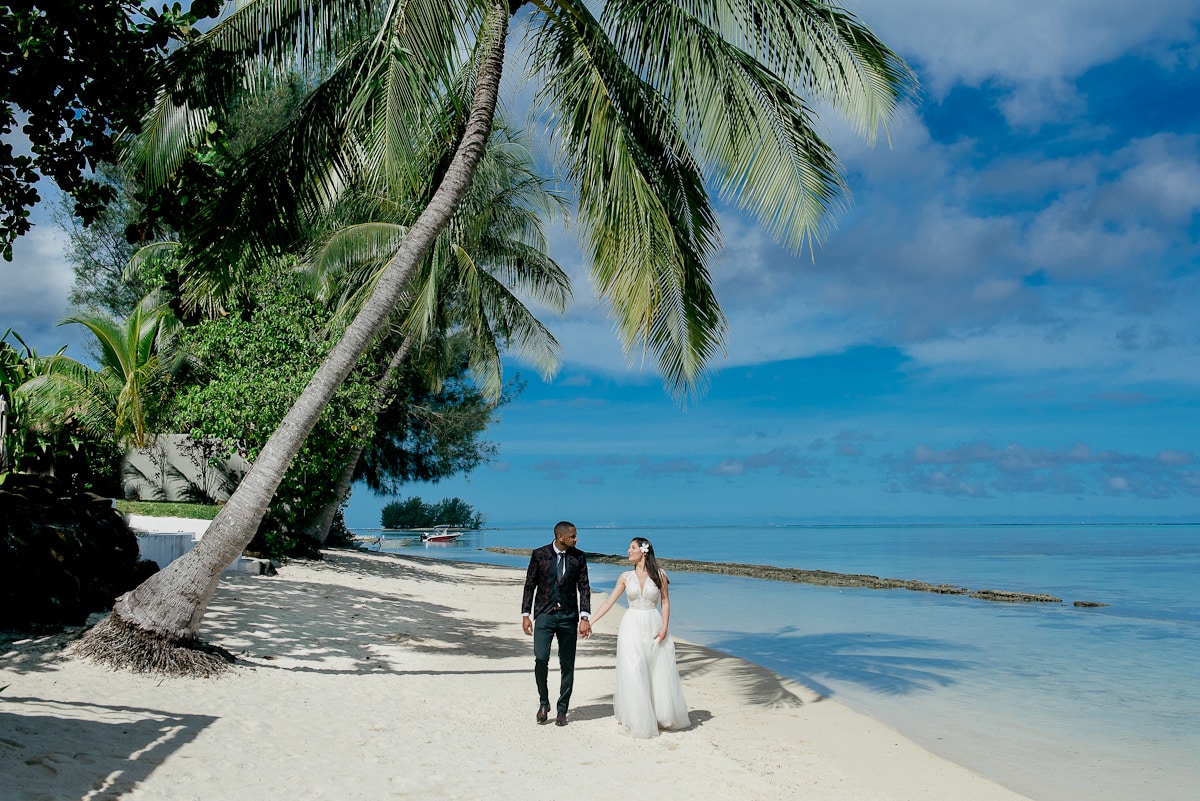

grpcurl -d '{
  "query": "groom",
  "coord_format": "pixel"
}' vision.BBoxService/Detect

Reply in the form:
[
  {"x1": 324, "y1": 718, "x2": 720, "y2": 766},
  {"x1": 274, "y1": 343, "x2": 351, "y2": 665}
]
[{"x1": 521, "y1": 520, "x2": 592, "y2": 726}]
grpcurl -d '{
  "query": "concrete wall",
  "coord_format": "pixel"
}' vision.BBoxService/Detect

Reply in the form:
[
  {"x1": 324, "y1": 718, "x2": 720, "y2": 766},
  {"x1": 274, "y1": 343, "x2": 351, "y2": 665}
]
[
  {"x1": 122, "y1": 435, "x2": 249, "y2": 503},
  {"x1": 135, "y1": 532, "x2": 198, "y2": 569}
]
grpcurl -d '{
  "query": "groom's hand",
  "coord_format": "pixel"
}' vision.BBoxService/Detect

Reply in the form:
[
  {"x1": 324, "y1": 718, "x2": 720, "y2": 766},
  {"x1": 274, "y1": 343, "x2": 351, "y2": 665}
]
[
  {"x1": 522, "y1": 616, "x2": 533, "y2": 636},
  {"x1": 579, "y1": 619, "x2": 592, "y2": 639}
]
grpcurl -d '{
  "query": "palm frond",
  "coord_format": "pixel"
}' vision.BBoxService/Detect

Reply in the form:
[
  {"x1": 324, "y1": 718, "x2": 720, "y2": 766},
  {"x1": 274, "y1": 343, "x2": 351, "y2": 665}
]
[
  {"x1": 16, "y1": 358, "x2": 120, "y2": 446},
  {"x1": 123, "y1": 241, "x2": 182, "y2": 285},
  {"x1": 604, "y1": 1, "x2": 849, "y2": 253},
  {"x1": 528, "y1": 0, "x2": 727, "y2": 399},
  {"x1": 608, "y1": 1, "x2": 918, "y2": 141},
  {"x1": 127, "y1": 1, "x2": 375, "y2": 189},
  {"x1": 129, "y1": 0, "x2": 481, "y2": 311},
  {"x1": 42, "y1": 303, "x2": 175, "y2": 448},
  {"x1": 306, "y1": 110, "x2": 570, "y2": 388},
  {"x1": 307, "y1": 221, "x2": 412, "y2": 322},
  {"x1": 122, "y1": 98, "x2": 214, "y2": 193},
  {"x1": 468, "y1": 261, "x2": 563, "y2": 382}
]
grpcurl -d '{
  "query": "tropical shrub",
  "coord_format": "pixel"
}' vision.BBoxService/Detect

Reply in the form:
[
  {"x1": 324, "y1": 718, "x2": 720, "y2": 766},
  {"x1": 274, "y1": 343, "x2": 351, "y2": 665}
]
[
  {"x1": 0, "y1": 473, "x2": 157, "y2": 630},
  {"x1": 166, "y1": 261, "x2": 377, "y2": 558},
  {"x1": 1, "y1": 329, "x2": 121, "y2": 494},
  {"x1": 15, "y1": 300, "x2": 177, "y2": 450}
]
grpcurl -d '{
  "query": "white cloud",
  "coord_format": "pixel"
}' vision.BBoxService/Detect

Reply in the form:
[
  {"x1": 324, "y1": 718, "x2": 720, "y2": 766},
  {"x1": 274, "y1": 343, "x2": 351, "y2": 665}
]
[
  {"x1": 884, "y1": 437, "x2": 1199, "y2": 500},
  {"x1": 853, "y1": 0, "x2": 1200, "y2": 122},
  {"x1": 1102, "y1": 134, "x2": 1200, "y2": 226},
  {"x1": 0, "y1": 224, "x2": 72, "y2": 326},
  {"x1": 904, "y1": 291, "x2": 1200, "y2": 387}
]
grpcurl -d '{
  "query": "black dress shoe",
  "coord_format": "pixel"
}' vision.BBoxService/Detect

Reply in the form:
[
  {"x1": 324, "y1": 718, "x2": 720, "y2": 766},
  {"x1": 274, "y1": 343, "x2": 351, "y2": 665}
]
[
  {"x1": 537, "y1": 705, "x2": 550, "y2": 724},
  {"x1": 555, "y1": 713, "x2": 568, "y2": 727}
]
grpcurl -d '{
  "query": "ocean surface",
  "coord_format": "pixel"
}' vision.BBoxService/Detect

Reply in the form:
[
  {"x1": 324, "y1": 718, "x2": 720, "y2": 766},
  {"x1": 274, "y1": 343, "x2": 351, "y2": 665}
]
[{"x1": 355, "y1": 523, "x2": 1199, "y2": 801}]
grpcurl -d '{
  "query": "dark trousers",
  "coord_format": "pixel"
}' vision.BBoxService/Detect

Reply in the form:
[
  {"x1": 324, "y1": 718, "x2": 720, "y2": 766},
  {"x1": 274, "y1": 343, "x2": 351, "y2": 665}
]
[{"x1": 533, "y1": 609, "x2": 578, "y2": 714}]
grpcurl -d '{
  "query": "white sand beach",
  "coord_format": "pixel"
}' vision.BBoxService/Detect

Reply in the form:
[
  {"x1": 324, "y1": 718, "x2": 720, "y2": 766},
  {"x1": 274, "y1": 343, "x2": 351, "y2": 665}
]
[{"x1": 1, "y1": 550, "x2": 1033, "y2": 800}]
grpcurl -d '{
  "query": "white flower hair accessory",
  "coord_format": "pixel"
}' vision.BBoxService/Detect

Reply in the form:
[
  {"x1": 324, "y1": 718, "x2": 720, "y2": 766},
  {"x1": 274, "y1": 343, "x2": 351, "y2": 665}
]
[{"x1": 639, "y1": 543, "x2": 650, "y2": 554}]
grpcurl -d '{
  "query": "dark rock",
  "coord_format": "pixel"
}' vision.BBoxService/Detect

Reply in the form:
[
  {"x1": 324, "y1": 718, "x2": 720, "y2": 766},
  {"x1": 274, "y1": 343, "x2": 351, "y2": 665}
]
[
  {"x1": 487, "y1": 547, "x2": 1074, "y2": 603},
  {"x1": 1073, "y1": 600, "x2": 1110, "y2": 608},
  {"x1": 971, "y1": 589, "x2": 1062, "y2": 603},
  {"x1": 0, "y1": 473, "x2": 158, "y2": 631}
]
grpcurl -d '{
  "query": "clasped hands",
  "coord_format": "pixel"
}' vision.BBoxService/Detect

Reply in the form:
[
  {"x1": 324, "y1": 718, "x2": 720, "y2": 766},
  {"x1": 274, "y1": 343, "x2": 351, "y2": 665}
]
[{"x1": 519, "y1": 617, "x2": 593, "y2": 638}]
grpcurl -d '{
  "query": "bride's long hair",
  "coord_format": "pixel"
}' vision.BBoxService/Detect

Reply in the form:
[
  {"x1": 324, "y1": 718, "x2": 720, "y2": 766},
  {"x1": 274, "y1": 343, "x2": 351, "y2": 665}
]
[{"x1": 632, "y1": 537, "x2": 664, "y2": 590}]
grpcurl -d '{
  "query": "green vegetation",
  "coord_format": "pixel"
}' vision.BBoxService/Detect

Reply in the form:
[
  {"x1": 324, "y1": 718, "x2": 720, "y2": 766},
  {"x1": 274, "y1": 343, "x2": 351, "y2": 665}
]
[
  {"x1": 16, "y1": 299, "x2": 177, "y2": 450},
  {"x1": 114, "y1": 500, "x2": 220, "y2": 520},
  {"x1": 381, "y1": 496, "x2": 483, "y2": 530},
  {"x1": 2, "y1": 329, "x2": 121, "y2": 494},
  {"x1": 0, "y1": 1, "x2": 220, "y2": 259},
  {"x1": 34, "y1": 81, "x2": 524, "y2": 560},
  {"x1": 165, "y1": 260, "x2": 377, "y2": 557}
]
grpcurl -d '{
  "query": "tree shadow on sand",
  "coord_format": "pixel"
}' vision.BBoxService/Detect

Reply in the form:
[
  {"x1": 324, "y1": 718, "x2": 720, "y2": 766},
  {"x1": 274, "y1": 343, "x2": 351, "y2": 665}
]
[
  {"x1": 201, "y1": 582, "x2": 519, "y2": 675},
  {"x1": 701, "y1": 627, "x2": 975, "y2": 700},
  {"x1": 1, "y1": 629, "x2": 87, "y2": 676},
  {"x1": 197, "y1": 550, "x2": 546, "y2": 676},
  {"x1": 674, "y1": 640, "x2": 813, "y2": 708},
  {"x1": 0, "y1": 697, "x2": 215, "y2": 801},
  {"x1": 308, "y1": 549, "x2": 518, "y2": 588}
]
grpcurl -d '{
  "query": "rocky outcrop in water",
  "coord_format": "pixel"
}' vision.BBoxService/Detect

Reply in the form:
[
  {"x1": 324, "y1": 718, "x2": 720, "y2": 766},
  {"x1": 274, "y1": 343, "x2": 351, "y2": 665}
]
[
  {"x1": 971, "y1": 589, "x2": 1062, "y2": 603},
  {"x1": 487, "y1": 547, "x2": 1070, "y2": 604}
]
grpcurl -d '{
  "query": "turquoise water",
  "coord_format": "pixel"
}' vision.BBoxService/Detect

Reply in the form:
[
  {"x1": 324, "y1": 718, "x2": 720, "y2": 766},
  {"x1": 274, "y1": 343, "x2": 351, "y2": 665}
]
[{"x1": 360, "y1": 524, "x2": 1200, "y2": 801}]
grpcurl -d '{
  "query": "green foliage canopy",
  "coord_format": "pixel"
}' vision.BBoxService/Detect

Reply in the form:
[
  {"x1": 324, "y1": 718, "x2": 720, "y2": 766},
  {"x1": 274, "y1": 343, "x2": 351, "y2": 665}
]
[
  {"x1": 0, "y1": 1, "x2": 220, "y2": 259},
  {"x1": 166, "y1": 260, "x2": 377, "y2": 557},
  {"x1": 355, "y1": 344, "x2": 506, "y2": 496}
]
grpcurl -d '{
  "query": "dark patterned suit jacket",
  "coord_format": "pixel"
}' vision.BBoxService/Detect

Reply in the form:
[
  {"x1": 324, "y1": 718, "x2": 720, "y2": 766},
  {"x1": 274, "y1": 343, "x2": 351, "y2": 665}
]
[{"x1": 521, "y1": 543, "x2": 591, "y2": 619}]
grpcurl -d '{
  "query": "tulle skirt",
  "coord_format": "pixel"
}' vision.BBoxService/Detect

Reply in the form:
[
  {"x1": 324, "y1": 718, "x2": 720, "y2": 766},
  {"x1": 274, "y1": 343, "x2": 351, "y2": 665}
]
[{"x1": 612, "y1": 607, "x2": 690, "y2": 738}]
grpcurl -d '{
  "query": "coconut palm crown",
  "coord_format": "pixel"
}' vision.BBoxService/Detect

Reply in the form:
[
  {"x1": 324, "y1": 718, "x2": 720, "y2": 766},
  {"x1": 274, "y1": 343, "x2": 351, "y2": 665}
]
[{"x1": 133, "y1": 0, "x2": 916, "y2": 398}]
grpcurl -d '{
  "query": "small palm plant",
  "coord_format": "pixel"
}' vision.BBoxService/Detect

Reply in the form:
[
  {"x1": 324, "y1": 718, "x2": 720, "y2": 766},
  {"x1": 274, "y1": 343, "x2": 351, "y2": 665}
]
[
  {"x1": 16, "y1": 299, "x2": 180, "y2": 450},
  {"x1": 2, "y1": 329, "x2": 70, "y2": 480}
]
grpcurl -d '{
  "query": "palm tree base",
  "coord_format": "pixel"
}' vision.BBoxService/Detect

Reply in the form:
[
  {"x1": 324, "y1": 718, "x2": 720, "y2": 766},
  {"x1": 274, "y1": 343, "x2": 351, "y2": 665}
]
[{"x1": 73, "y1": 612, "x2": 236, "y2": 677}]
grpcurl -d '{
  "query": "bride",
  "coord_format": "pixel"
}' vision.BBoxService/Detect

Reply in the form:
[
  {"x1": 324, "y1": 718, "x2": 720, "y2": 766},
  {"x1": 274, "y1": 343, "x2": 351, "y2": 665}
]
[{"x1": 590, "y1": 537, "x2": 690, "y2": 737}]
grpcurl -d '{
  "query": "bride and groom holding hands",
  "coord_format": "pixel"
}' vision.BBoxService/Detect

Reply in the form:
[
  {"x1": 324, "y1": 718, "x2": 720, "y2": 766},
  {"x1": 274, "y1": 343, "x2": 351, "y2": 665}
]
[{"x1": 520, "y1": 520, "x2": 690, "y2": 737}]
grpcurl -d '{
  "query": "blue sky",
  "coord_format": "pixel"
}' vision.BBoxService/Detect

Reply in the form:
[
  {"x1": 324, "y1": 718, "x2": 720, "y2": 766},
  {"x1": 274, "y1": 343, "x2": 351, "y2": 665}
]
[{"x1": 4, "y1": 1, "x2": 1199, "y2": 526}]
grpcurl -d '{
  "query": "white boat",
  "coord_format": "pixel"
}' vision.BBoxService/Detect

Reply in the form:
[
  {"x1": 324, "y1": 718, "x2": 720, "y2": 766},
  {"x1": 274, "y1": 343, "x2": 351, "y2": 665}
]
[{"x1": 421, "y1": 526, "x2": 464, "y2": 543}]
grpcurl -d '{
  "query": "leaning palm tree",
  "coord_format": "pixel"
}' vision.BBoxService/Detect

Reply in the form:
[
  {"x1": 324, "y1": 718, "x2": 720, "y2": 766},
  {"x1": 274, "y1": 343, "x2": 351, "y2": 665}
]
[
  {"x1": 17, "y1": 298, "x2": 178, "y2": 451},
  {"x1": 79, "y1": 0, "x2": 916, "y2": 673}
]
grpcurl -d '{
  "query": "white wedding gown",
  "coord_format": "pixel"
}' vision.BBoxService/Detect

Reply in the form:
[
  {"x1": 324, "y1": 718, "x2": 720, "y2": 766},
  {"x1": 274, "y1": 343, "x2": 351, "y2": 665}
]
[{"x1": 612, "y1": 571, "x2": 690, "y2": 738}]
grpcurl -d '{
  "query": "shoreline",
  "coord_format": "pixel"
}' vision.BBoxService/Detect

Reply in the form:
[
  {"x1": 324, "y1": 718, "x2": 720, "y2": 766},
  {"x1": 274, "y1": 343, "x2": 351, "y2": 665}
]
[{"x1": 2, "y1": 549, "x2": 1032, "y2": 800}]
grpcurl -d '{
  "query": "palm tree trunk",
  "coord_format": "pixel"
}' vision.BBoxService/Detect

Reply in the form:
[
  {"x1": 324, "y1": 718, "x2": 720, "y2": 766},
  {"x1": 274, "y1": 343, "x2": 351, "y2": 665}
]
[
  {"x1": 77, "y1": 4, "x2": 512, "y2": 673},
  {"x1": 307, "y1": 441, "x2": 366, "y2": 545},
  {"x1": 308, "y1": 338, "x2": 414, "y2": 546}
]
